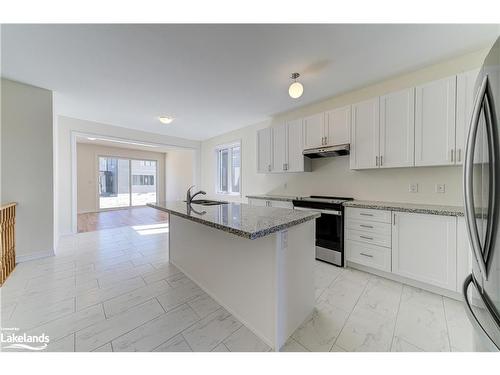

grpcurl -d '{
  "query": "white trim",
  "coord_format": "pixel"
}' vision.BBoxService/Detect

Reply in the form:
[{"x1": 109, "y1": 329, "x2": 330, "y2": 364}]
[
  {"x1": 214, "y1": 139, "x2": 242, "y2": 196},
  {"x1": 16, "y1": 249, "x2": 55, "y2": 263}
]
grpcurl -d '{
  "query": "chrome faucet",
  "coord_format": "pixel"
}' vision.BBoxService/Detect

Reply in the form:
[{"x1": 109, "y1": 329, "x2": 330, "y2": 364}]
[{"x1": 186, "y1": 185, "x2": 206, "y2": 204}]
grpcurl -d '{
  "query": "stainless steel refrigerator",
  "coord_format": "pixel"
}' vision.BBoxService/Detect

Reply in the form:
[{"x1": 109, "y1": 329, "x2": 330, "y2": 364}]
[{"x1": 463, "y1": 35, "x2": 500, "y2": 351}]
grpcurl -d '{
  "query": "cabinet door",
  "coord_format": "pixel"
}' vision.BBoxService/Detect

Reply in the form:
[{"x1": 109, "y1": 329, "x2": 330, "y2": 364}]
[
  {"x1": 379, "y1": 88, "x2": 415, "y2": 168},
  {"x1": 456, "y1": 217, "x2": 472, "y2": 292},
  {"x1": 287, "y1": 118, "x2": 305, "y2": 172},
  {"x1": 350, "y1": 97, "x2": 380, "y2": 169},
  {"x1": 257, "y1": 128, "x2": 272, "y2": 173},
  {"x1": 392, "y1": 212, "x2": 457, "y2": 290},
  {"x1": 456, "y1": 69, "x2": 480, "y2": 165},
  {"x1": 303, "y1": 113, "x2": 325, "y2": 149},
  {"x1": 415, "y1": 76, "x2": 456, "y2": 166},
  {"x1": 272, "y1": 123, "x2": 287, "y2": 173},
  {"x1": 325, "y1": 105, "x2": 351, "y2": 146}
]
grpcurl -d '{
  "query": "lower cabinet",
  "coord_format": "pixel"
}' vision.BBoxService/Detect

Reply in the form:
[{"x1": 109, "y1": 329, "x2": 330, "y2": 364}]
[
  {"x1": 392, "y1": 212, "x2": 457, "y2": 291},
  {"x1": 456, "y1": 217, "x2": 472, "y2": 290},
  {"x1": 346, "y1": 240, "x2": 391, "y2": 272}
]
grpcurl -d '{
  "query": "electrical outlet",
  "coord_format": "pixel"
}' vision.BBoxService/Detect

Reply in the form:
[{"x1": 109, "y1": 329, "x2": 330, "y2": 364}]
[
  {"x1": 435, "y1": 184, "x2": 446, "y2": 193},
  {"x1": 409, "y1": 183, "x2": 418, "y2": 193}
]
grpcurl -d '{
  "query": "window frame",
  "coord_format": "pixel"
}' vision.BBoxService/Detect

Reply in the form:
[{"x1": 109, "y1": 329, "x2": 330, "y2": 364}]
[{"x1": 215, "y1": 141, "x2": 242, "y2": 196}]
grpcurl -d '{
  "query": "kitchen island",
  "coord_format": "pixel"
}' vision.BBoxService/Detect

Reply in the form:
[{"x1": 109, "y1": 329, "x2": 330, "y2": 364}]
[{"x1": 148, "y1": 201, "x2": 319, "y2": 351}]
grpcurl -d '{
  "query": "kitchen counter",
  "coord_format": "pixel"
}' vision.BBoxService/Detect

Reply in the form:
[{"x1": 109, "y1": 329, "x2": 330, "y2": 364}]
[
  {"x1": 147, "y1": 201, "x2": 319, "y2": 239},
  {"x1": 246, "y1": 194, "x2": 299, "y2": 202},
  {"x1": 343, "y1": 200, "x2": 464, "y2": 217},
  {"x1": 148, "y1": 200, "x2": 317, "y2": 350}
]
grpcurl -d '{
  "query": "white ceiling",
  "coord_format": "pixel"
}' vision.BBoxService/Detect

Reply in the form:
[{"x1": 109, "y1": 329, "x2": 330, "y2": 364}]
[{"x1": 2, "y1": 24, "x2": 499, "y2": 140}]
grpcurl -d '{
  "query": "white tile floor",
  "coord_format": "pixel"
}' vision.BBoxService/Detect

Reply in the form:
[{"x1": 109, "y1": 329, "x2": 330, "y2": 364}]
[{"x1": 0, "y1": 224, "x2": 475, "y2": 352}]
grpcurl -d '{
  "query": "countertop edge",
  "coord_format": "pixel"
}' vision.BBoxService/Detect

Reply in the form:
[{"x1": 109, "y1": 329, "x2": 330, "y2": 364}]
[
  {"x1": 342, "y1": 201, "x2": 464, "y2": 217},
  {"x1": 147, "y1": 203, "x2": 320, "y2": 239},
  {"x1": 245, "y1": 195, "x2": 297, "y2": 202}
]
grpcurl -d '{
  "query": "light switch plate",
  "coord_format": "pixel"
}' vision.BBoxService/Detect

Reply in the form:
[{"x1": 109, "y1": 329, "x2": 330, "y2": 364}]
[
  {"x1": 435, "y1": 184, "x2": 446, "y2": 193},
  {"x1": 409, "y1": 183, "x2": 418, "y2": 193}
]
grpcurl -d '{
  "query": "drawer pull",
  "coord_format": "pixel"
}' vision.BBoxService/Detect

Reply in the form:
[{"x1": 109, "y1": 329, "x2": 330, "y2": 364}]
[
  {"x1": 360, "y1": 252, "x2": 373, "y2": 258},
  {"x1": 359, "y1": 224, "x2": 373, "y2": 228},
  {"x1": 359, "y1": 213, "x2": 374, "y2": 216},
  {"x1": 359, "y1": 235, "x2": 374, "y2": 240}
]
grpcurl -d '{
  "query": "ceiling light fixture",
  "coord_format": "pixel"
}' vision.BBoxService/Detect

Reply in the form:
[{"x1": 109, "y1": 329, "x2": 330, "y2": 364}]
[
  {"x1": 158, "y1": 116, "x2": 174, "y2": 124},
  {"x1": 288, "y1": 72, "x2": 304, "y2": 99}
]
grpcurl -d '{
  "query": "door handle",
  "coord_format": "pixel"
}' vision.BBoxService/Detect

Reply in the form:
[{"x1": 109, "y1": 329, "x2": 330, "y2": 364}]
[
  {"x1": 375, "y1": 156, "x2": 379, "y2": 166},
  {"x1": 464, "y1": 75, "x2": 494, "y2": 280},
  {"x1": 380, "y1": 155, "x2": 383, "y2": 166},
  {"x1": 451, "y1": 149, "x2": 455, "y2": 163}
]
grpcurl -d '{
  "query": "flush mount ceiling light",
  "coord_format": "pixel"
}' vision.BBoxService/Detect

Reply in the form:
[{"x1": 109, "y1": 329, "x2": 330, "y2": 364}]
[
  {"x1": 288, "y1": 72, "x2": 304, "y2": 99},
  {"x1": 158, "y1": 116, "x2": 174, "y2": 124}
]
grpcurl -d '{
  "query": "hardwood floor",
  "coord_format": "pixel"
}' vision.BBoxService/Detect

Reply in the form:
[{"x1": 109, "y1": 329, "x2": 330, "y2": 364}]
[{"x1": 77, "y1": 206, "x2": 169, "y2": 233}]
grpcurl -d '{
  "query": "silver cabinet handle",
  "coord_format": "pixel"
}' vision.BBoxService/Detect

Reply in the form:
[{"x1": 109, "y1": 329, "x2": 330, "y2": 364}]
[
  {"x1": 359, "y1": 213, "x2": 373, "y2": 217},
  {"x1": 268, "y1": 165, "x2": 271, "y2": 172},
  {"x1": 458, "y1": 148, "x2": 461, "y2": 162},
  {"x1": 359, "y1": 235, "x2": 374, "y2": 240},
  {"x1": 451, "y1": 149, "x2": 455, "y2": 163},
  {"x1": 375, "y1": 156, "x2": 379, "y2": 166},
  {"x1": 393, "y1": 212, "x2": 396, "y2": 226},
  {"x1": 285, "y1": 163, "x2": 288, "y2": 171},
  {"x1": 380, "y1": 155, "x2": 383, "y2": 166},
  {"x1": 359, "y1": 224, "x2": 373, "y2": 228},
  {"x1": 360, "y1": 252, "x2": 373, "y2": 258},
  {"x1": 283, "y1": 163, "x2": 286, "y2": 171}
]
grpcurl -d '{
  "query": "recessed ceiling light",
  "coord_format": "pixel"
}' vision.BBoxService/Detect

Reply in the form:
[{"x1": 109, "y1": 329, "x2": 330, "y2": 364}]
[
  {"x1": 159, "y1": 116, "x2": 174, "y2": 124},
  {"x1": 87, "y1": 137, "x2": 97, "y2": 141}
]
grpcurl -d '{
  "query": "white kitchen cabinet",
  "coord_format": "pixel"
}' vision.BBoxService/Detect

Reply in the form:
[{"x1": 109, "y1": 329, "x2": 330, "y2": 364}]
[
  {"x1": 325, "y1": 105, "x2": 351, "y2": 146},
  {"x1": 415, "y1": 76, "x2": 457, "y2": 166},
  {"x1": 379, "y1": 88, "x2": 415, "y2": 168},
  {"x1": 456, "y1": 217, "x2": 473, "y2": 292},
  {"x1": 303, "y1": 113, "x2": 325, "y2": 149},
  {"x1": 456, "y1": 69, "x2": 480, "y2": 165},
  {"x1": 287, "y1": 118, "x2": 308, "y2": 172},
  {"x1": 257, "y1": 128, "x2": 272, "y2": 173},
  {"x1": 350, "y1": 97, "x2": 380, "y2": 169},
  {"x1": 392, "y1": 212, "x2": 457, "y2": 291},
  {"x1": 272, "y1": 123, "x2": 287, "y2": 173}
]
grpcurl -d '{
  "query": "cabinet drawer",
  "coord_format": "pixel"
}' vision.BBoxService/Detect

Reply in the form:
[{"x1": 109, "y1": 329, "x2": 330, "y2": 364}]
[
  {"x1": 346, "y1": 240, "x2": 391, "y2": 272},
  {"x1": 346, "y1": 228, "x2": 391, "y2": 248},
  {"x1": 345, "y1": 219, "x2": 391, "y2": 235},
  {"x1": 346, "y1": 207, "x2": 391, "y2": 223}
]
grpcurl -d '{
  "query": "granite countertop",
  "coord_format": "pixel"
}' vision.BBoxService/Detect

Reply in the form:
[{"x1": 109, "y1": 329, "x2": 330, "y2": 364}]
[
  {"x1": 246, "y1": 194, "x2": 299, "y2": 202},
  {"x1": 343, "y1": 200, "x2": 464, "y2": 217},
  {"x1": 148, "y1": 201, "x2": 320, "y2": 240}
]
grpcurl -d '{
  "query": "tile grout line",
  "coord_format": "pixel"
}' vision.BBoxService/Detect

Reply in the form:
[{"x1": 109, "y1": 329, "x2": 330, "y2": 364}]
[
  {"x1": 328, "y1": 272, "x2": 372, "y2": 352},
  {"x1": 441, "y1": 296, "x2": 453, "y2": 352},
  {"x1": 388, "y1": 284, "x2": 404, "y2": 352}
]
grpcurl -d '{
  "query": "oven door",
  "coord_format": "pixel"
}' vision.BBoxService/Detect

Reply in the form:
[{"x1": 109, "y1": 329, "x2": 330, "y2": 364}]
[{"x1": 294, "y1": 207, "x2": 343, "y2": 266}]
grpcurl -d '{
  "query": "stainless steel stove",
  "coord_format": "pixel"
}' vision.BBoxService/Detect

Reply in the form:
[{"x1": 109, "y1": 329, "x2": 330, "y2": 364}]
[{"x1": 292, "y1": 196, "x2": 353, "y2": 266}]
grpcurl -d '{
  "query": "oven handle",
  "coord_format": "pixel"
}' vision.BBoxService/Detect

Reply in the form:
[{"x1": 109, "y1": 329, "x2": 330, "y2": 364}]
[{"x1": 294, "y1": 206, "x2": 341, "y2": 216}]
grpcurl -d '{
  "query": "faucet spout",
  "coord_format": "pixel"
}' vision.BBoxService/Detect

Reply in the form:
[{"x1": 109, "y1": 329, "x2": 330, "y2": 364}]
[{"x1": 186, "y1": 186, "x2": 206, "y2": 204}]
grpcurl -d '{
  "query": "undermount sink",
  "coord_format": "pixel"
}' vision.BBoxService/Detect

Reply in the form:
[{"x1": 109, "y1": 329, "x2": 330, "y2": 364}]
[{"x1": 185, "y1": 199, "x2": 228, "y2": 206}]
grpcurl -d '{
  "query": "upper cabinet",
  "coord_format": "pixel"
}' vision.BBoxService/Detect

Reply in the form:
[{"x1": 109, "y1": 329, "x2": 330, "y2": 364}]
[
  {"x1": 257, "y1": 128, "x2": 272, "y2": 173},
  {"x1": 271, "y1": 123, "x2": 287, "y2": 173},
  {"x1": 350, "y1": 98, "x2": 380, "y2": 169},
  {"x1": 303, "y1": 113, "x2": 325, "y2": 149},
  {"x1": 415, "y1": 76, "x2": 457, "y2": 166},
  {"x1": 456, "y1": 69, "x2": 480, "y2": 165},
  {"x1": 257, "y1": 120, "x2": 311, "y2": 174},
  {"x1": 379, "y1": 88, "x2": 415, "y2": 168},
  {"x1": 325, "y1": 105, "x2": 351, "y2": 146}
]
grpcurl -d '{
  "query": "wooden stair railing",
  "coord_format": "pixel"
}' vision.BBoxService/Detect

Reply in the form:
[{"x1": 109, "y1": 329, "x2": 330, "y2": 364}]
[{"x1": 1, "y1": 202, "x2": 17, "y2": 286}]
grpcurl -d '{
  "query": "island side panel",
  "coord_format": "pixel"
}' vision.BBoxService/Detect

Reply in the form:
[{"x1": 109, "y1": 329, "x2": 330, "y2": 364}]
[
  {"x1": 275, "y1": 220, "x2": 315, "y2": 350},
  {"x1": 169, "y1": 214, "x2": 277, "y2": 349}
]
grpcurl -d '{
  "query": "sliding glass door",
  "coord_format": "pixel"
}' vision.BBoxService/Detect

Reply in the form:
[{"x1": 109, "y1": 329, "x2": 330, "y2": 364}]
[{"x1": 98, "y1": 157, "x2": 157, "y2": 210}]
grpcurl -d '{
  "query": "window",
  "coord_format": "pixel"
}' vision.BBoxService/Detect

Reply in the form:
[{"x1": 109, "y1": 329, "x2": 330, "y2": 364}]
[
  {"x1": 216, "y1": 142, "x2": 241, "y2": 195},
  {"x1": 132, "y1": 175, "x2": 155, "y2": 186}
]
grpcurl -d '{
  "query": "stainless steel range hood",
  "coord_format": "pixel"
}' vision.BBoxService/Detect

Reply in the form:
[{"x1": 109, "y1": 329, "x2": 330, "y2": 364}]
[{"x1": 303, "y1": 144, "x2": 350, "y2": 159}]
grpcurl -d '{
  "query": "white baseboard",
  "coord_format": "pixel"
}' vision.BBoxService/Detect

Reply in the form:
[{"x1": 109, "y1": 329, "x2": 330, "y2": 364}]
[{"x1": 16, "y1": 249, "x2": 55, "y2": 263}]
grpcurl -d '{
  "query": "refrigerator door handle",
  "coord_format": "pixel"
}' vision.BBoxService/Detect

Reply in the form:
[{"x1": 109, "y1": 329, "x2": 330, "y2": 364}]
[{"x1": 464, "y1": 75, "x2": 490, "y2": 279}]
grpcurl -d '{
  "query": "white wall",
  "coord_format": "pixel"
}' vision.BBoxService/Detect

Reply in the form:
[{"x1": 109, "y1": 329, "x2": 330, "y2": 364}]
[
  {"x1": 1, "y1": 79, "x2": 54, "y2": 260},
  {"x1": 56, "y1": 115, "x2": 200, "y2": 237},
  {"x1": 165, "y1": 149, "x2": 196, "y2": 201},
  {"x1": 201, "y1": 48, "x2": 489, "y2": 206},
  {"x1": 76, "y1": 143, "x2": 167, "y2": 213}
]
